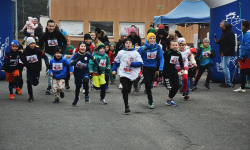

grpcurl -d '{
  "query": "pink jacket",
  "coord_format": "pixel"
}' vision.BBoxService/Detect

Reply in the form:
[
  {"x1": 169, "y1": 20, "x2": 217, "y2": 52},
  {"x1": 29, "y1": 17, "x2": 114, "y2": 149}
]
[{"x1": 22, "y1": 20, "x2": 38, "y2": 33}]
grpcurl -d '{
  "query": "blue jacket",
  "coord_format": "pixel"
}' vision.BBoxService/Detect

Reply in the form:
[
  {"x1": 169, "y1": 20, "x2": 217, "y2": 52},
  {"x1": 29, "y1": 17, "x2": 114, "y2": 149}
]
[
  {"x1": 49, "y1": 56, "x2": 73, "y2": 79},
  {"x1": 196, "y1": 44, "x2": 216, "y2": 66},
  {"x1": 241, "y1": 30, "x2": 250, "y2": 59},
  {"x1": 137, "y1": 40, "x2": 164, "y2": 71}
]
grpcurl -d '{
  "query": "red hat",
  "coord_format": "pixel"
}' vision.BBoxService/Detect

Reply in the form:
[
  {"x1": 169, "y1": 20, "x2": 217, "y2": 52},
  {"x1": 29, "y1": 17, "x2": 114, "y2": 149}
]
[
  {"x1": 190, "y1": 47, "x2": 197, "y2": 54},
  {"x1": 159, "y1": 25, "x2": 165, "y2": 29},
  {"x1": 130, "y1": 27, "x2": 136, "y2": 33}
]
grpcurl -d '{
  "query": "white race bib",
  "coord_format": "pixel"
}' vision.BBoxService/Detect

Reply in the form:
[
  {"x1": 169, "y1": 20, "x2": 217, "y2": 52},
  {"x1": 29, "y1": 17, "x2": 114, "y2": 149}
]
[
  {"x1": 48, "y1": 39, "x2": 58, "y2": 47},
  {"x1": 10, "y1": 59, "x2": 18, "y2": 66},
  {"x1": 147, "y1": 51, "x2": 157, "y2": 59},
  {"x1": 52, "y1": 63, "x2": 63, "y2": 71},
  {"x1": 202, "y1": 52, "x2": 209, "y2": 58},
  {"x1": 76, "y1": 61, "x2": 87, "y2": 69},
  {"x1": 99, "y1": 59, "x2": 106, "y2": 67},
  {"x1": 26, "y1": 55, "x2": 38, "y2": 63},
  {"x1": 170, "y1": 56, "x2": 179, "y2": 64},
  {"x1": 188, "y1": 61, "x2": 194, "y2": 68}
]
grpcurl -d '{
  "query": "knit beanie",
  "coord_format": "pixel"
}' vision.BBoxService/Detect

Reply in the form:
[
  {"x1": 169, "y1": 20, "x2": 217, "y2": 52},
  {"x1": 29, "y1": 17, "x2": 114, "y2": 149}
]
[
  {"x1": 150, "y1": 28, "x2": 156, "y2": 33},
  {"x1": 109, "y1": 42, "x2": 115, "y2": 47},
  {"x1": 54, "y1": 46, "x2": 63, "y2": 54},
  {"x1": 158, "y1": 29, "x2": 165, "y2": 35},
  {"x1": 28, "y1": 16, "x2": 33, "y2": 22},
  {"x1": 158, "y1": 25, "x2": 165, "y2": 29},
  {"x1": 169, "y1": 29, "x2": 175, "y2": 37},
  {"x1": 130, "y1": 27, "x2": 136, "y2": 33},
  {"x1": 96, "y1": 43, "x2": 105, "y2": 50},
  {"x1": 147, "y1": 33, "x2": 156, "y2": 42},
  {"x1": 189, "y1": 47, "x2": 197, "y2": 54},
  {"x1": 95, "y1": 27, "x2": 101, "y2": 34},
  {"x1": 120, "y1": 30, "x2": 127, "y2": 37},
  {"x1": 10, "y1": 40, "x2": 19, "y2": 47},
  {"x1": 26, "y1": 37, "x2": 36, "y2": 46},
  {"x1": 203, "y1": 38, "x2": 210, "y2": 43},
  {"x1": 178, "y1": 38, "x2": 186, "y2": 45},
  {"x1": 84, "y1": 33, "x2": 92, "y2": 40}
]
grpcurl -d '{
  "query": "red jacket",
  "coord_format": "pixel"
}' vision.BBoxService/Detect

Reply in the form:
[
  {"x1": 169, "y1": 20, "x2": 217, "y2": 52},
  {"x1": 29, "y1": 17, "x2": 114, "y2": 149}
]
[{"x1": 106, "y1": 50, "x2": 114, "y2": 64}]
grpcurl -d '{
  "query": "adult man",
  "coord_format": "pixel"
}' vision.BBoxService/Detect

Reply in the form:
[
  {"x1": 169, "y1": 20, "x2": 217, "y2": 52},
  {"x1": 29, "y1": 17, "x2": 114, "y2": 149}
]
[
  {"x1": 95, "y1": 27, "x2": 109, "y2": 43},
  {"x1": 234, "y1": 21, "x2": 250, "y2": 92},
  {"x1": 215, "y1": 20, "x2": 235, "y2": 87},
  {"x1": 39, "y1": 20, "x2": 67, "y2": 94},
  {"x1": 23, "y1": 18, "x2": 43, "y2": 43}
]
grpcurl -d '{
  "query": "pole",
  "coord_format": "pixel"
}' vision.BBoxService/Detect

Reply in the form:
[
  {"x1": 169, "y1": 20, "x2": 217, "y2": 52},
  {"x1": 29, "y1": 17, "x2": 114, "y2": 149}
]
[
  {"x1": 15, "y1": 0, "x2": 18, "y2": 40},
  {"x1": 22, "y1": 0, "x2": 24, "y2": 25}
]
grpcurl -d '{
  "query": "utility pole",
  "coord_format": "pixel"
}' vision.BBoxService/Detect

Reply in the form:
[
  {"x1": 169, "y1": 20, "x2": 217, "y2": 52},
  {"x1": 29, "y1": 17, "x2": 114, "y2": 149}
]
[
  {"x1": 22, "y1": 0, "x2": 24, "y2": 25},
  {"x1": 15, "y1": 0, "x2": 18, "y2": 40}
]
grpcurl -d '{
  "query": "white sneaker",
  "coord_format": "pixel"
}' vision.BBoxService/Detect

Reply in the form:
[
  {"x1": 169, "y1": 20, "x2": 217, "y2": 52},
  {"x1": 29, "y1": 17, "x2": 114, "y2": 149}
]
[
  {"x1": 82, "y1": 89, "x2": 85, "y2": 94},
  {"x1": 100, "y1": 99, "x2": 108, "y2": 104},
  {"x1": 233, "y1": 87, "x2": 246, "y2": 92},
  {"x1": 119, "y1": 83, "x2": 123, "y2": 89}
]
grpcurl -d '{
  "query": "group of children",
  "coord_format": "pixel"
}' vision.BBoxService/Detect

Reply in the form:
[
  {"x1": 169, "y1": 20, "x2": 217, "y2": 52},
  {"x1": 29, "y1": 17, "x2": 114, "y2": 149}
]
[{"x1": 2, "y1": 20, "x2": 216, "y2": 113}]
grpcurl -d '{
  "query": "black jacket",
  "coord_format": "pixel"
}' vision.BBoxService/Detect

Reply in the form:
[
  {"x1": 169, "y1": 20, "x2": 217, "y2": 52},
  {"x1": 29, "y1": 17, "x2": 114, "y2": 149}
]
[
  {"x1": 23, "y1": 46, "x2": 49, "y2": 72},
  {"x1": 97, "y1": 30, "x2": 109, "y2": 43},
  {"x1": 217, "y1": 24, "x2": 235, "y2": 56},
  {"x1": 3, "y1": 50, "x2": 23, "y2": 73},
  {"x1": 38, "y1": 28, "x2": 67, "y2": 56},
  {"x1": 23, "y1": 26, "x2": 43, "y2": 39},
  {"x1": 188, "y1": 57, "x2": 200, "y2": 78},
  {"x1": 156, "y1": 32, "x2": 170, "y2": 52},
  {"x1": 163, "y1": 49, "x2": 184, "y2": 72},
  {"x1": 128, "y1": 35, "x2": 141, "y2": 46},
  {"x1": 115, "y1": 39, "x2": 124, "y2": 56}
]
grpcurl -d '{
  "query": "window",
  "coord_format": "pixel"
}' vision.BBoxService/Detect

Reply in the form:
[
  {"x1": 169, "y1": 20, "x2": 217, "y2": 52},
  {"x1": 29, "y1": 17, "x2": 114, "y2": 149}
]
[
  {"x1": 119, "y1": 22, "x2": 145, "y2": 38},
  {"x1": 89, "y1": 22, "x2": 114, "y2": 37},
  {"x1": 59, "y1": 21, "x2": 83, "y2": 36}
]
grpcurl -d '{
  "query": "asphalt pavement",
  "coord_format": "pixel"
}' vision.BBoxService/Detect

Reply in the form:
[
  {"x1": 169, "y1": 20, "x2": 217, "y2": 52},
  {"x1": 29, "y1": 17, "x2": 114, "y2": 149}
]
[{"x1": 0, "y1": 63, "x2": 250, "y2": 150}]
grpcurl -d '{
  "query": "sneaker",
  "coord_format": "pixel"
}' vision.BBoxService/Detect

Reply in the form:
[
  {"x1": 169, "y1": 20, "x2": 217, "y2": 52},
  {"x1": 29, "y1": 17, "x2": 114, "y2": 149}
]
[
  {"x1": 9, "y1": 94, "x2": 15, "y2": 99},
  {"x1": 72, "y1": 97, "x2": 80, "y2": 106},
  {"x1": 220, "y1": 84, "x2": 231, "y2": 88},
  {"x1": 134, "y1": 88, "x2": 139, "y2": 93},
  {"x1": 53, "y1": 98, "x2": 59, "y2": 103},
  {"x1": 125, "y1": 105, "x2": 130, "y2": 113},
  {"x1": 144, "y1": 90, "x2": 147, "y2": 94},
  {"x1": 45, "y1": 87, "x2": 52, "y2": 95},
  {"x1": 119, "y1": 83, "x2": 123, "y2": 89},
  {"x1": 28, "y1": 96, "x2": 34, "y2": 102},
  {"x1": 233, "y1": 87, "x2": 246, "y2": 93},
  {"x1": 204, "y1": 84, "x2": 210, "y2": 89},
  {"x1": 100, "y1": 98, "x2": 108, "y2": 104},
  {"x1": 137, "y1": 85, "x2": 142, "y2": 91},
  {"x1": 60, "y1": 92, "x2": 64, "y2": 98},
  {"x1": 184, "y1": 94, "x2": 189, "y2": 100},
  {"x1": 106, "y1": 86, "x2": 109, "y2": 91},
  {"x1": 16, "y1": 87, "x2": 22, "y2": 95},
  {"x1": 148, "y1": 100, "x2": 154, "y2": 109},
  {"x1": 85, "y1": 96, "x2": 90, "y2": 103},
  {"x1": 153, "y1": 81, "x2": 157, "y2": 88},
  {"x1": 82, "y1": 89, "x2": 85, "y2": 94},
  {"x1": 166, "y1": 100, "x2": 177, "y2": 106},
  {"x1": 182, "y1": 93, "x2": 186, "y2": 98},
  {"x1": 65, "y1": 84, "x2": 70, "y2": 89},
  {"x1": 191, "y1": 86, "x2": 197, "y2": 91}
]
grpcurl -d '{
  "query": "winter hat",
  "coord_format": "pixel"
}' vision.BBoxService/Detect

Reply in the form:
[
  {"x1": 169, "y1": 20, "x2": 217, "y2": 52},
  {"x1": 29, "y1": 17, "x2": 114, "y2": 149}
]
[
  {"x1": 96, "y1": 43, "x2": 105, "y2": 50},
  {"x1": 26, "y1": 37, "x2": 36, "y2": 46},
  {"x1": 120, "y1": 30, "x2": 127, "y2": 37},
  {"x1": 147, "y1": 33, "x2": 156, "y2": 42},
  {"x1": 178, "y1": 38, "x2": 186, "y2": 45},
  {"x1": 33, "y1": 17, "x2": 38, "y2": 21},
  {"x1": 95, "y1": 27, "x2": 101, "y2": 34},
  {"x1": 130, "y1": 27, "x2": 136, "y2": 33},
  {"x1": 169, "y1": 29, "x2": 175, "y2": 37},
  {"x1": 10, "y1": 40, "x2": 19, "y2": 47},
  {"x1": 84, "y1": 33, "x2": 92, "y2": 40},
  {"x1": 158, "y1": 29, "x2": 165, "y2": 35},
  {"x1": 54, "y1": 46, "x2": 63, "y2": 54},
  {"x1": 109, "y1": 42, "x2": 115, "y2": 47},
  {"x1": 189, "y1": 47, "x2": 197, "y2": 54},
  {"x1": 123, "y1": 38, "x2": 133, "y2": 45},
  {"x1": 158, "y1": 25, "x2": 165, "y2": 29},
  {"x1": 203, "y1": 38, "x2": 210, "y2": 43},
  {"x1": 28, "y1": 16, "x2": 33, "y2": 22},
  {"x1": 150, "y1": 28, "x2": 156, "y2": 33}
]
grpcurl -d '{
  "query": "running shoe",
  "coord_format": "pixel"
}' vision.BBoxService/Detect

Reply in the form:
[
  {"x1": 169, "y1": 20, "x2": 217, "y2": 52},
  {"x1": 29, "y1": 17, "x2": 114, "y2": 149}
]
[
  {"x1": 53, "y1": 98, "x2": 59, "y2": 103},
  {"x1": 125, "y1": 105, "x2": 130, "y2": 113},
  {"x1": 16, "y1": 87, "x2": 22, "y2": 95},
  {"x1": 9, "y1": 94, "x2": 15, "y2": 100},
  {"x1": 100, "y1": 98, "x2": 108, "y2": 104},
  {"x1": 233, "y1": 87, "x2": 246, "y2": 93},
  {"x1": 166, "y1": 100, "x2": 177, "y2": 106},
  {"x1": 85, "y1": 96, "x2": 90, "y2": 103},
  {"x1": 72, "y1": 97, "x2": 80, "y2": 106}
]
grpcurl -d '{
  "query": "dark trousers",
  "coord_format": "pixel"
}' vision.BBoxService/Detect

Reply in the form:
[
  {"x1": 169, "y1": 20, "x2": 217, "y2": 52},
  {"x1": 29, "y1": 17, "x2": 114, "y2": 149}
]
[
  {"x1": 105, "y1": 69, "x2": 109, "y2": 87},
  {"x1": 143, "y1": 66, "x2": 156, "y2": 101},
  {"x1": 26, "y1": 70, "x2": 40, "y2": 96},
  {"x1": 120, "y1": 77, "x2": 134, "y2": 106},
  {"x1": 65, "y1": 67, "x2": 70, "y2": 85},
  {"x1": 19, "y1": 68, "x2": 23, "y2": 89},
  {"x1": 240, "y1": 68, "x2": 250, "y2": 89},
  {"x1": 194, "y1": 63, "x2": 213, "y2": 85},
  {"x1": 164, "y1": 69, "x2": 179, "y2": 98}
]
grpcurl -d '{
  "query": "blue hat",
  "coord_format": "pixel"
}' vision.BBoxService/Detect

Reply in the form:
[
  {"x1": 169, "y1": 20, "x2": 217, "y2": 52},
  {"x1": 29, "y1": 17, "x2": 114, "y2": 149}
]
[{"x1": 11, "y1": 40, "x2": 19, "y2": 47}]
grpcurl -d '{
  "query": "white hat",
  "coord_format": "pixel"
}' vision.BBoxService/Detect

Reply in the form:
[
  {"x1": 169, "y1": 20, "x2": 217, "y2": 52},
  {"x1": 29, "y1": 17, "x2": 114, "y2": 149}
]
[
  {"x1": 120, "y1": 30, "x2": 127, "y2": 37},
  {"x1": 26, "y1": 37, "x2": 36, "y2": 46}
]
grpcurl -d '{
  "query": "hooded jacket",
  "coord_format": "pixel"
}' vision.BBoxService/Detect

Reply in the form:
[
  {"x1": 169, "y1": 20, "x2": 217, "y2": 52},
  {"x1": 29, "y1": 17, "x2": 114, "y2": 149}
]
[
  {"x1": 217, "y1": 24, "x2": 235, "y2": 56},
  {"x1": 49, "y1": 56, "x2": 73, "y2": 79},
  {"x1": 137, "y1": 40, "x2": 164, "y2": 71},
  {"x1": 38, "y1": 28, "x2": 67, "y2": 56},
  {"x1": 128, "y1": 34, "x2": 142, "y2": 46},
  {"x1": 241, "y1": 28, "x2": 250, "y2": 59},
  {"x1": 96, "y1": 30, "x2": 109, "y2": 43}
]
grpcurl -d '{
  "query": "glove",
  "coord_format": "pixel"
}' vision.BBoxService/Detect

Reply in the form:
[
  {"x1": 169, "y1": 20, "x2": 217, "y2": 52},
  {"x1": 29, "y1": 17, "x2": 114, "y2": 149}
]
[
  {"x1": 77, "y1": 56, "x2": 85, "y2": 61},
  {"x1": 46, "y1": 63, "x2": 51, "y2": 70},
  {"x1": 107, "y1": 68, "x2": 110, "y2": 74},
  {"x1": 241, "y1": 55, "x2": 246, "y2": 63},
  {"x1": 89, "y1": 73, "x2": 93, "y2": 79},
  {"x1": 165, "y1": 78, "x2": 172, "y2": 90},
  {"x1": 97, "y1": 67, "x2": 101, "y2": 75},
  {"x1": 159, "y1": 71, "x2": 163, "y2": 77}
]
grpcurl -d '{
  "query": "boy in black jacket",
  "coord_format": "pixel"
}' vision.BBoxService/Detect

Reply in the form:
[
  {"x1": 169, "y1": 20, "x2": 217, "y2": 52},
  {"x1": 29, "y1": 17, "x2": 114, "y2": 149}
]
[
  {"x1": 39, "y1": 20, "x2": 67, "y2": 95},
  {"x1": 23, "y1": 37, "x2": 49, "y2": 102}
]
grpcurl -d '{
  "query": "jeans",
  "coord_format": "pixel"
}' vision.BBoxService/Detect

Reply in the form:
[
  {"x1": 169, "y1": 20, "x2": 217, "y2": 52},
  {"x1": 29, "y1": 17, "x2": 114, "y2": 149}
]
[
  {"x1": 221, "y1": 56, "x2": 232, "y2": 85},
  {"x1": 45, "y1": 53, "x2": 53, "y2": 87},
  {"x1": 186, "y1": 77, "x2": 193, "y2": 95}
]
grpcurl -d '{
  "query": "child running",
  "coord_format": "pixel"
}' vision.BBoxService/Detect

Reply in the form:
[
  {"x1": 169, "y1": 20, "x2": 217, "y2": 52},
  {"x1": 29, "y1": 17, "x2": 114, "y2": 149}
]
[
  {"x1": 104, "y1": 42, "x2": 114, "y2": 88},
  {"x1": 70, "y1": 41, "x2": 100, "y2": 106},
  {"x1": 49, "y1": 46, "x2": 74, "y2": 103},
  {"x1": 163, "y1": 40, "x2": 184, "y2": 106},
  {"x1": 89, "y1": 43, "x2": 111, "y2": 104},
  {"x1": 112, "y1": 38, "x2": 143, "y2": 113}
]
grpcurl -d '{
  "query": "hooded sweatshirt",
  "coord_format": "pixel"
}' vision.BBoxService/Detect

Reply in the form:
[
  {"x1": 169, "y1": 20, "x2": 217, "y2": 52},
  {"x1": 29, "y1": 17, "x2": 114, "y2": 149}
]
[
  {"x1": 39, "y1": 28, "x2": 67, "y2": 56},
  {"x1": 137, "y1": 40, "x2": 164, "y2": 71},
  {"x1": 49, "y1": 56, "x2": 74, "y2": 79},
  {"x1": 4, "y1": 50, "x2": 23, "y2": 73}
]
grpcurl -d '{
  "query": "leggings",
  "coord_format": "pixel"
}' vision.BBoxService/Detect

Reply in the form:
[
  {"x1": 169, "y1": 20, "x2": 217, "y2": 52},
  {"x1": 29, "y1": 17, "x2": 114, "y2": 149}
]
[
  {"x1": 194, "y1": 63, "x2": 213, "y2": 85},
  {"x1": 75, "y1": 78, "x2": 89, "y2": 99},
  {"x1": 240, "y1": 68, "x2": 250, "y2": 89},
  {"x1": 143, "y1": 66, "x2": 156, "y2": 101},
  {"x1": 120, "y1": 77, "x2": 134, "y2": 106},
  {"x1": 164, "y1": 69, "x2": 179, "y2": 99}
]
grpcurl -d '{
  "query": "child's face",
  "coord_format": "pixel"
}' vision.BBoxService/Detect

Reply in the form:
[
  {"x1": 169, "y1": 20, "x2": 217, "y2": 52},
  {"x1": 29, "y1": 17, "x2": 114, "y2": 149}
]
[
  {"x1": 11, "y1": 45, "x2": 18, "y2": 52},
  {"x1": 105, "y1": 45, "x2": 109, "y2": 51},
  {"x1": 91, "y1": 33, "x2": 96, "y2": 40},
  {"x1": 55, "y1": 52, "x2": 62, "y2": 59},
  {"x1": 178, "y1": 43, "x2": 185, "y2": 51},
  {"x1": 28, "y1": 43, "x2": 36, "y2": 49},
  {"x1": 148, "y1": 36, "x2": 156, "y2": 45},
  {"x1": 204, "y1": 42, "x2": 209, "y2": 48},
  {"x1": 110, "y1": 45, "x2": 114, "y2": 51},
  {"x1": 67, "y1": 39, "x2": 71, "y2": 46},
  {"x1": 130, "y1": 32, "x2": 135, "y2": 37},
  {"x1": 170, "y1": 42, "x2": 178, "y2": 51},
  {"x1": 79, "y1": 44, "x2": 86, "y2": 53},
  {"x1": 47, "y1": 22, "x2": 55, "y2": 33},
  {"x1": 192, "y1": 52, "x2": 196, "y2": 57},
  {"x1": 99, "y1": 47, "x2": 105, "y2": 54},
  {"x1": 121, "y1": 36, "x2": 127, "y2": 41},
  {"x1": 85, "y1": 39, "x2": 91, "y2": 44},
  {"x1": 125, "y1": 41, "x2": 132, "y2": 49}
]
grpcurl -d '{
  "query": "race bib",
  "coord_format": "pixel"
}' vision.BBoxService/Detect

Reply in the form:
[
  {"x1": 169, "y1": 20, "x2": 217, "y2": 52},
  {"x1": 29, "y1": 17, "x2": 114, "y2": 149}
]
[
  {"x1": 26, "y1": 55, "x2": 38, "y2": 63},
  {"x1": 123, "y1": 65, "x2": 133, "y2": 74},
  {"x1": 48, "y1": 39, "x2": 58, "y2": 47},
  {"x1": 19, "y1": 59, "x2": 23, "y2": 64},
  {"x1": 99, "y1": 59, "x2": 106, "y2": 67},
  {"x1": 170, "y1": 56, "x2": 179, "y2": 64},
  {"x1": 10, "y1": 59, "x2": 18, "y2": 66},
  {"x1": 76, "y1": 61, "x2": 87, "y2": 69},
  {"x1": 52, "y1": 63, "x2": 63, "y2": 71},
  {"x1": 188, "y1": 61, "x2": 194, "y2": 68},
  {"x1": 202, "y1": 52, "x2": 209, "y2": 58},
  {"x1": 147, "y1": 51, "x2": 157, "y2": 59},
  {"x1": 182, "y1": 57, "x2": 187, "y2": 64}
]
